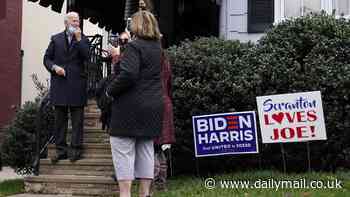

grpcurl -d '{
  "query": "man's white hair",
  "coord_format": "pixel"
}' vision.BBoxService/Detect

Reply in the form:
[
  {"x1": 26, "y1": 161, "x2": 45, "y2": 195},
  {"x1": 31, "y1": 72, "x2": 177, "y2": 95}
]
[{"x1": 64, "y1": 12, "x2": 79, "y2": 22}]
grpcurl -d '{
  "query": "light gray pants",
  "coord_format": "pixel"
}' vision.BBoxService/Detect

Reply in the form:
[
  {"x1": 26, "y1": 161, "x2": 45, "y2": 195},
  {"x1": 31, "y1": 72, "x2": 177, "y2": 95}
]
[{"x1": 110, "y1": 136, "x2": 154, "y2": 180}]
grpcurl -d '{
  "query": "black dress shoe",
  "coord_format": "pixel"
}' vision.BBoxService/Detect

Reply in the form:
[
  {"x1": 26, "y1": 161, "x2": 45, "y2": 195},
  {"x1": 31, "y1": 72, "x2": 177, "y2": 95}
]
[
  {"x1": 69, "y1": 150, "x2": 82, "y2": 162},
  {"x1": 51, "y1": 154, "x2": 67, "y2": 164}
]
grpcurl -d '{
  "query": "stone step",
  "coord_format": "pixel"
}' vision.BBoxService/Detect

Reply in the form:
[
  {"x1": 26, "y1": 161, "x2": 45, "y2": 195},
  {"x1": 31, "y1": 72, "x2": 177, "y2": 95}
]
[
  {"x1": 85, "y1": 100, "x2": 100, "y2": 114},
  {"x1": 46, "y1": 152, "x2": 112, "y2": 160},
  {"x1": 84, "y1": 107, "x2": 100, "y2": 114},
  {"x1": 24, "y1": 175, "x2": 118, "y2": 196},
  {"x1": 79, "y1": 153, "x2": 112, "y2": 159},
  {"x1": 69, "y1": 128, "x2": 106, "y2": 133},
  {"x1": 54, "y1": 128, "x2": 110, "y2": 144},
  {"x1": 48, "y1": 143, "x2": 111, "y2": 158},
  {"x1": 84, "y1": 112, "x2": 101, "y2": 119},
  {"x1": 39, "y1": 158, "x2": 114, "y2": 176},
  {"x1": 68, "y1": 113, "x2": 102, "y2": 129},
  {"x1": 67, "y1": 136, "x2": 109, "y2": 144},
  {"x1": 67, "y1": 129, "x2": 109, "y2": 142},
  {"x1": 68, "y1": 128, "x2": 108, "y2": 135}
]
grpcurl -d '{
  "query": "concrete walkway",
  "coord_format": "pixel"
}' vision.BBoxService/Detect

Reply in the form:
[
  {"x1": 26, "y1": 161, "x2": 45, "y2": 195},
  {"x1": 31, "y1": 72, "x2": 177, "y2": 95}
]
[
  {"x1": 1, "y1": 168, "x2": 83, "y2": 197},
  {"x1": 8, "y1": 195, "x2": 86, "y2": 197},
  {"x1": 0, "y1": 167, "x2": 24, "y2": 182}
]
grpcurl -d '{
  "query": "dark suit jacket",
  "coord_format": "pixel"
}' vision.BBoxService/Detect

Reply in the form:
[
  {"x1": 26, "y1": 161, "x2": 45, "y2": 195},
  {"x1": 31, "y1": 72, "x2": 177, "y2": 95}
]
[
  {"x1": 43, "y1": 31, "x2": 90, "y2": 106},
  {"x1": 107, "y1": 39, "x2": 163, "y2": 138}
]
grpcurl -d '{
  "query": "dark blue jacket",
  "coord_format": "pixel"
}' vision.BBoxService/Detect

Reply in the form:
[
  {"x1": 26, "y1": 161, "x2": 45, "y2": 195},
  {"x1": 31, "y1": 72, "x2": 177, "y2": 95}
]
[{"x1": 43, "y1": 31, "x2": 90, "y2": 106}]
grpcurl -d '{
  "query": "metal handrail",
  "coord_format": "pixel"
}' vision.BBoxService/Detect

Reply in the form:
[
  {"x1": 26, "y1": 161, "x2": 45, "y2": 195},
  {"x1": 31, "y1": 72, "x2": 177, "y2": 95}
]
[{"x1": 33, "y1": 91, "x2": 53, "y2": 176}]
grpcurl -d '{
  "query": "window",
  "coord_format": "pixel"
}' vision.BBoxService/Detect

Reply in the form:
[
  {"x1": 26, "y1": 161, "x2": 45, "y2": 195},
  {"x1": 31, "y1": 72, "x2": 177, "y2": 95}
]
[
  {"x1": 275, "y1": 0, "x2": 350, "y2": 23},
  {"x1": 248, "y1": 0, "x2": 274, "y2": 33},
  {"x1": 284, "y1": 0, "x2": 302, "y2": 18},
  {"x1": 284, "y1": 0, "x2": 321, "y2": 18},
  {"x1": 333, "y1": 0, "x2": 350, "y2": 16},
  {"x1": 303, "y1": 0, "x2": 321, "y2": 15}
]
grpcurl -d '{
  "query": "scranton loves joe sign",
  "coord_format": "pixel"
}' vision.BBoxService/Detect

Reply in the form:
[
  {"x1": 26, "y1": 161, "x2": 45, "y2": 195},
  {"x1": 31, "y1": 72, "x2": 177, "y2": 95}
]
[
  {"x1": 256, "y1": 91, "x2": 327, "y2": 143},
  {"x1": 192, "y1": 111, "x2": 258, "y2": 157}
]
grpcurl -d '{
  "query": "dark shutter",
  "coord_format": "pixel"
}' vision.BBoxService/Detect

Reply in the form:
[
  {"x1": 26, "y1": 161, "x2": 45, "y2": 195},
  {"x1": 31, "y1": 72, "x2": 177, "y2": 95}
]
[
  {"x1": 248, "y1": 0, "x2": 274, "y2": 33},
  {"x1": 0, "y1": 0, "x2": 6, "y2": 20}
]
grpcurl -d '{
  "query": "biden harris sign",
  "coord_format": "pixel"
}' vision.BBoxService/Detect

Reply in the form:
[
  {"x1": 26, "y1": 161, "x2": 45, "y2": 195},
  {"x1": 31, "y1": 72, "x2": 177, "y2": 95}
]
[{"x1": 192, "y1": 111, "x2": 259, "y2": 157}]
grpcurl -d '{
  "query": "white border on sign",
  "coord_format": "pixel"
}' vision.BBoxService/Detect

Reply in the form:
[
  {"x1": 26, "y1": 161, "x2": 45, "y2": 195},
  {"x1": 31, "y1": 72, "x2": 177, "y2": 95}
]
[{"x1": 192, "y1": 111, "x2": 259, "y2": 157}]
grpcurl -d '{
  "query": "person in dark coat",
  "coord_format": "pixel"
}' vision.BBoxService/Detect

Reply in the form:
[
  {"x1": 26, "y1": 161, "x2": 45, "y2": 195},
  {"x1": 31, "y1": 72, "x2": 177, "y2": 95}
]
[
  {"x1": 106, "y1": 10, "x2": 162, "y2": 197},
  {"x1": 96, "y1": 32, "x2": 131, "y2": 131},
  {"x1": 43, "y1": 12, "x2": 90, "y2": 163}
]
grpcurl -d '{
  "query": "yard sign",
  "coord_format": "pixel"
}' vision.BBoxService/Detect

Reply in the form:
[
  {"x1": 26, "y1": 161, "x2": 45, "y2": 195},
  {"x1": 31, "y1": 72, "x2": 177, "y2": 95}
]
[
  {"x1": 192, "y1": 111, "x2": 258, "y2": 157},
  {"x1": 256, "y1": 91, "x2": 327, "y2": 143}
]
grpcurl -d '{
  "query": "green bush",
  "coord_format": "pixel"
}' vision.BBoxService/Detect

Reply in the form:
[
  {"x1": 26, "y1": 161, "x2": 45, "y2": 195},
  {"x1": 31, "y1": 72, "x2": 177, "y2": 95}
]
[
  {"x1": 167, "y1": 37, "x2": 255, "y2": 173},
  {"x1": 1, "y1": 101, "x2": 38, "y2": 174},
  {"x1": 1, "y1": 74, "x2": 53, "y2": 174},
  {"x1": 168, "y1": 13, "x2": 350, "y2": 174}
]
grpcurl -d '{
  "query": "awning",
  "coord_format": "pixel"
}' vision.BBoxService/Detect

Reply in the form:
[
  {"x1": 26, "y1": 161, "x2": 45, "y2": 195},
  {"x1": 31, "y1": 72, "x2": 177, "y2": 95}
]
[
  {"x1": 27, "y1": 0, "x2": 140, "y2": 33},
  {"x1": 27, "y1": 0, "x2": 65, "y2": 13}
]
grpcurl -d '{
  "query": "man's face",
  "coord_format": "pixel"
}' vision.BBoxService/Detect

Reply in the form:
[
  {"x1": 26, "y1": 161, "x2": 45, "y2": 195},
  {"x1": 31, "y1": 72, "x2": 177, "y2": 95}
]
[
  {"x1": 119, "y1": 34, "x2": 129, "y2": 46},
  {"x1": 66, "y1": 15, "x2": 80, "y2": 28}
]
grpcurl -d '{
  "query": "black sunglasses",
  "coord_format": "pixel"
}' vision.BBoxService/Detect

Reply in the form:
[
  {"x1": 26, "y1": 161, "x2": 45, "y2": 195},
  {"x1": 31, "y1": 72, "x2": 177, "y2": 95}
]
[{"x1": 119, "y1": 38, "x2": 129, "y2": 44}]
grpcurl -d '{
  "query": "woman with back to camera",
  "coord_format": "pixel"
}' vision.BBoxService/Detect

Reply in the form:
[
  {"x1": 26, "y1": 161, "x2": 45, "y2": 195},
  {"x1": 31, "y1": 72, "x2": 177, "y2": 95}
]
[{"x1": 106, "y1": 10, "x2": 162, "y2": 197}]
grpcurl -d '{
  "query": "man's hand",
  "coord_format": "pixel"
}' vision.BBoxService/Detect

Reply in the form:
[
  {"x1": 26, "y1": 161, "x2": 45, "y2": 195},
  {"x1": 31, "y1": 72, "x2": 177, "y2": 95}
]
[
  {"x1": 54, "y1": 66, "x2": 66, "y2": 76},
  {"x1": 108, "y1": 45, "x2": 120, "y2": 57},
  {"x1": 74, "y1": 27, "x2": 82, "y2": 41}
]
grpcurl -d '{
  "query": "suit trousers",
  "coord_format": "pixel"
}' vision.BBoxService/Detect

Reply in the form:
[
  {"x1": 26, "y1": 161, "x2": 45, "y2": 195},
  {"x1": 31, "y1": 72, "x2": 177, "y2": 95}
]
[{"x1": 54, "y1": 105, "x2": 84, "y2": 156}]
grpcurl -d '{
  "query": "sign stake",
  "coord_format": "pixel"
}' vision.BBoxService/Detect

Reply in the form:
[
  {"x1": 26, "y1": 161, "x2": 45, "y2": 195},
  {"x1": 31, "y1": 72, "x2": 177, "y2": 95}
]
[
  {"x1": 280, "y1": 143, "x2": 287, "y2": 173},
  {"x1": 306, "y1": 141, "x2": 312, "y2": 172},
  {"x1": 195, "y1": 157, "x2": 200, "y2": 177}
]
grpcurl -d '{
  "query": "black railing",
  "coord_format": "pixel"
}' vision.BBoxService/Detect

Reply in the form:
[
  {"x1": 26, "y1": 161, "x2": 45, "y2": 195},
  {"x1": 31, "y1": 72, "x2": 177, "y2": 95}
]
[
  {"x1": 33, "y1": 91, "x2": 54, "y2": 176},
  {"x1": 33, "y1": 34, "x2": 112, "y2": 175},
  {"x1": 86, "y1": 34, "x2": 112, "y2": 98}
]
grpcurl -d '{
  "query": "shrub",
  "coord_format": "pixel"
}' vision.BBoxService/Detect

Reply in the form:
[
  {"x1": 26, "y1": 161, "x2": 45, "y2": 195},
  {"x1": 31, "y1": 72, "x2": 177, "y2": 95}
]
[
  {"x1": 167, "y1": 37, "x2": 255, "y2": 174},
  {"x1": 1, "y1": 74, "x2": 53, "y2": 174},
  {"x1": 1, "y1": 101, "x2": 38, "y2": 174}
]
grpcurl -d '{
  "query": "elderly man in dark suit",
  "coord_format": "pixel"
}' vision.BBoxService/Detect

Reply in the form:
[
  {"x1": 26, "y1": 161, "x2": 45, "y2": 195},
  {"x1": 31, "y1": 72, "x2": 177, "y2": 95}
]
[{"x1": 43, "y1": 12, "x2": 89, "y2": 163}]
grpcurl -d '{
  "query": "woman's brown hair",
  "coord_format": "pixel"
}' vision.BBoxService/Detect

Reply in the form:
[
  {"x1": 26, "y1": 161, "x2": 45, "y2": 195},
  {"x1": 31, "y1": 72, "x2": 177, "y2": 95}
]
[{"x1": 130, "y1": 10, "x2": 161, "y2": 41}]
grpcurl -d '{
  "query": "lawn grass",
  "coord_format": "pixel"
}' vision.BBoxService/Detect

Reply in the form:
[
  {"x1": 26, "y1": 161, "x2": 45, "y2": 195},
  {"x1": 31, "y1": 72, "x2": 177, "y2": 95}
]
[
  {"x1": 152, "y1": 170, "x2": 350, "y2": 197},
  {"x1": 1, "y1": 171, "x2": 349, "y2": 197},
  {"x1": 0, "y1": 179, "x2": 24, "y2": 197}
]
